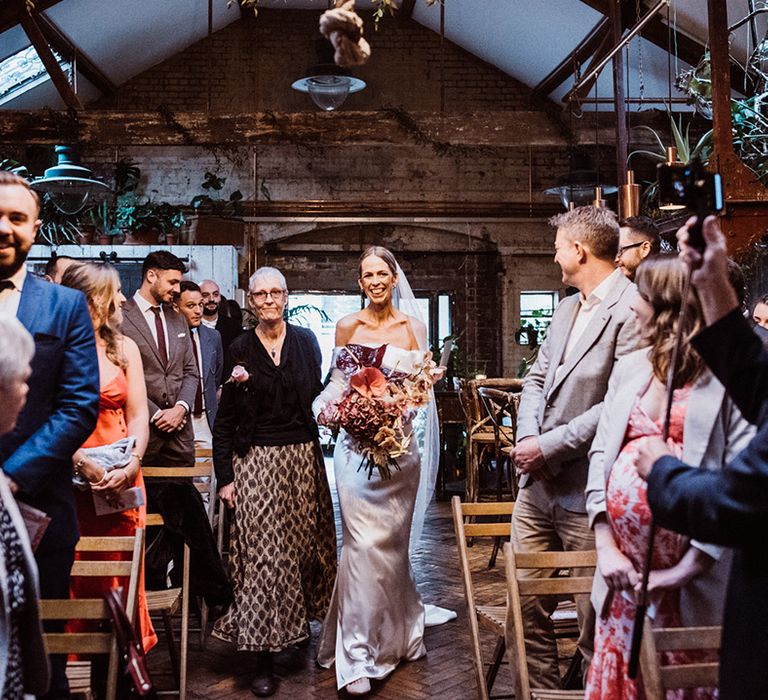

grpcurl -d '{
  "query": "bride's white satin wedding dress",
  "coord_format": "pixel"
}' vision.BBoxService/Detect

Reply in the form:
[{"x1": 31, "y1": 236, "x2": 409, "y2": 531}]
[{"x1": 314, "y1": 343, "x2": 432, "y2": 689}]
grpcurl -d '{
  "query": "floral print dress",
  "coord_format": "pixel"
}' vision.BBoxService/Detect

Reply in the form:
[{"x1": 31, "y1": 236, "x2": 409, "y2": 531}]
[{"x1": 586, "y1": 385, "x2": 717, "y2": 700}]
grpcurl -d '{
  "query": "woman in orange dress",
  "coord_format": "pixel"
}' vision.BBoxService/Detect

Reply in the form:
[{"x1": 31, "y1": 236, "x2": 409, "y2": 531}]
[{"x1": 61, "y1": 262, "x2": 157, "y2": 655}]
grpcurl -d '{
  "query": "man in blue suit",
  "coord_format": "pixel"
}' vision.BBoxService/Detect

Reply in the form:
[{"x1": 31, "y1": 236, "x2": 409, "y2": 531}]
[
  {"x1": 174, "y1": 280, "x2": 224, "y2": 447},
  {"x1": 0, "y1": 171, "x2": 100, "y2": 698}
]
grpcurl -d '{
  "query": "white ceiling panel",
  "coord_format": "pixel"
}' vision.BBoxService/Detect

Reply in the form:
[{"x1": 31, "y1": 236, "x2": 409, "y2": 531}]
[
  {"x1": 0, "y1": 25, "x2": 31, "y2": 63},
  {"x1": 42, "y1": 0, "x2": 242, "y2": 84}
]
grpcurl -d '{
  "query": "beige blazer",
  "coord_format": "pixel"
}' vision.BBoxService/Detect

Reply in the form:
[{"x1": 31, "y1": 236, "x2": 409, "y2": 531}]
[
  {"x1": 122, "y1": 299, "x2": 199, "y2": 467},
  {"x1": 0, "y1": 472, "x2": 49, "y2": 697},
  {"x1": 586, "y1": 348, "x2": 756, "y2": 624},
  {"x1": 516, "y1": 270, "x2": 641, "y2": 512}
]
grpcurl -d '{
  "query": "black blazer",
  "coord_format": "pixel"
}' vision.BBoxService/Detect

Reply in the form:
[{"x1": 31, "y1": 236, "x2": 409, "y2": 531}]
[
  {"x1": 0, "y1": 275, "x2": 100, "y2": 553},
  {"x1": 647, "y1": 309, "x2": 768, "y2": 700},
  {"x1": 212, "y1": 325, "x2": 323, "y2": 487}
]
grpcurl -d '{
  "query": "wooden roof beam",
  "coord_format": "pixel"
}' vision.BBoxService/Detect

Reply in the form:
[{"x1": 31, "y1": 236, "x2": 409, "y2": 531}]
[
  {"x1": 0, "y1": 0, "x2": 64, "y2": 34},
  {"x1": 35, "y1": 13, "x2": 117, "y2": 96},
  {"x1": 533, "y1": 16, "x2": 612, "y2": 98},
  {"x1": 19, "y1": 11, "x2": 83, "y2": 111},
  {"x1": 578, "y1": 0, "x2": 750, "y2": 96}
]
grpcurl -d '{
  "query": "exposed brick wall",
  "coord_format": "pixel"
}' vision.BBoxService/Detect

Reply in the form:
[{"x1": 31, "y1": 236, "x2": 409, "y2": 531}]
[{"x1": 94, "y1": 9, "x2": 533, "y2": 113}]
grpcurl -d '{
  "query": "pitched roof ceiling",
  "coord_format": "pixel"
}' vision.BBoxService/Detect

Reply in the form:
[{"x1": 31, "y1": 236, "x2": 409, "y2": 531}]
[{"x1": 0, "y1": 0, "x2": 763, "y2": 111}]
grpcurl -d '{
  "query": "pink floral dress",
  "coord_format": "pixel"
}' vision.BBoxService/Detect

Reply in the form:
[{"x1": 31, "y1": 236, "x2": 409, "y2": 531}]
[{"x1": 585, "y1": 385, "x2": 717, "y2": 700}]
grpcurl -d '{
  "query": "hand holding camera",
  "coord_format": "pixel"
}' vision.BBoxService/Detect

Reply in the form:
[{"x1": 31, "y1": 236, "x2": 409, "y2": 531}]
[{"x1": 677, "y1": 215, "x2": 740, "y2": 325}]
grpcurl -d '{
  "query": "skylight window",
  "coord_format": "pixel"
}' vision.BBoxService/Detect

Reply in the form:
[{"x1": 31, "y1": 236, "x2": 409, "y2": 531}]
[{"x1": 0, "y1": 45, "x2": 71, "y2": 105}]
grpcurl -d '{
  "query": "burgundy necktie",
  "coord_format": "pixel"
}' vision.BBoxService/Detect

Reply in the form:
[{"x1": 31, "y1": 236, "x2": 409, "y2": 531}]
[
  {"x1": 150, "y1": 307, "x2": 168, "y2": 366},
  {"x1": 191, "y1": 331, "x2": 203, "y2": 416}
]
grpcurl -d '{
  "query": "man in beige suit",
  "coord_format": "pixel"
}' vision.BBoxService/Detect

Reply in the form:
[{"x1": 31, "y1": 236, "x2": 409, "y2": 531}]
[
  {"x1": 122, "y1": 251, "x2": 199, "y2": 468},
  {"x1": 508, "y1": 206, "x2": 641, "y2": 688}
]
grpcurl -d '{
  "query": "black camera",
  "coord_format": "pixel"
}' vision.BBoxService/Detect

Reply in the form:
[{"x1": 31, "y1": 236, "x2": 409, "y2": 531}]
[{"x1": 657, "y1": 157, "x2": 723, "y2": 252}]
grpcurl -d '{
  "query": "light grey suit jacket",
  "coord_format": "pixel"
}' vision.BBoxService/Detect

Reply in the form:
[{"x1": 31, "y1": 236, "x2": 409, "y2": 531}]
[
  {"x1": 122, "y1": 299, "x2": 199, "y2": 467},
  {"x1": 586, "y1": 348, "x2": 756, "y2": 624},
  {"x1": 0, "y1": 473, "x2": 49, "y2": 697},
  {"x1": 516, "y1": 270, "x2": 641, "y2": 513},
  {"x1": 196, "y1": 325, "x2": 223, "y2": 430}
]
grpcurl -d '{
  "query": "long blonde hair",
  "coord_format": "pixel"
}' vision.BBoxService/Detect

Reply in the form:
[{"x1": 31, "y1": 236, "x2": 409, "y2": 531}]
[
  {"x1": 61, "y1": 262, "x2": 128, "y2": 370},
  {"x1": 635, "y1": 254, "x2": 705, "y2": 388}
]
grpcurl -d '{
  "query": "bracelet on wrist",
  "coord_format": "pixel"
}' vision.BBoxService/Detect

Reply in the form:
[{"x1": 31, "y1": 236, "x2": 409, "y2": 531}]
[
  {"x1": 131, "y1": 452, "x2": 143, "y2": 466},
  {"x1": 74, "y1": 456, "x2": 87, "y2": 475}
]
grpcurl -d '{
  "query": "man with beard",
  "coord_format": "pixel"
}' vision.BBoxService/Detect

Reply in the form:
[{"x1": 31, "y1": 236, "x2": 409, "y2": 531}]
[
  {"x1": 122, "y1": 251, "x2": 199, "y2": 468},
  {"x1": 200, "y1": 279, "x2": 242, "y2": 377},
  {"x1": 0, "y1": 171, "x2": 100, "y2": 699}
]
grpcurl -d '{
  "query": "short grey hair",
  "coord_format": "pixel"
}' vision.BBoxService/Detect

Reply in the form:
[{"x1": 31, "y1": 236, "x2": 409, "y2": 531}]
[
  {"x1": 248, "y1": 266, "x2": 288, "y2": 292},
  {"x1": 0, "y1": 315, "x2": 34, "y2": 389}
]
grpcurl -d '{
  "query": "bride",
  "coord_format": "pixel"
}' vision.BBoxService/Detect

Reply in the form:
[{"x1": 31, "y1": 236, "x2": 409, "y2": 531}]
[{"x1": 314, "y1": 246, "x2": 444, "y2": 695}]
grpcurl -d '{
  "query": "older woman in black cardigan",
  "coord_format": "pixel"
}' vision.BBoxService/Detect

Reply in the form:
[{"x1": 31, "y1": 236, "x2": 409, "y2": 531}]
[{"x1": 212, "y1": 267, "x2": 336, "y2": 698}]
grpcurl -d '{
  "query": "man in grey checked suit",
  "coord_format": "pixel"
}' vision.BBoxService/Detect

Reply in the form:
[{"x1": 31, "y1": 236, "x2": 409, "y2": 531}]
[
  {"x1": 508, "y1": 206, "x2": 641, "y2": 688},
  {"x1": 122, "y1": 251, "x2": 199, "y2": 468},
  {"x1": 174, "y1": 280, "x2": 223, "y2": 448}
]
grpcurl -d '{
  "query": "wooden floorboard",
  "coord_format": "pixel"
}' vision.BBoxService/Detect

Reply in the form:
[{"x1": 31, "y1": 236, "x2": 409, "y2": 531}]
[{"x1": 154, "y1": 476, "x2": 522, "y2": 699}]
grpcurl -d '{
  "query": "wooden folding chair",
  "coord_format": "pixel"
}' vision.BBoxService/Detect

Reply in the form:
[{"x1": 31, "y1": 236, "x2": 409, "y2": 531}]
[
  {"x1": 452, "y1": 496, "x2": 515, "y2": 700},
  {"x1": 503, "y1": 542, "x2": 596, "y2": 700},
  {"x1": 41, "y1": 530, "x2": 144, "y2": 700},
  {"x1": 192, "y1": 448, "x2": 217, "y2": 649},
  {"x1": 639, "y1": 624, "x2": 721, "y2": 699},
  {"x1": 143, "y1": 464, "x2": 212, "y2": 699}
]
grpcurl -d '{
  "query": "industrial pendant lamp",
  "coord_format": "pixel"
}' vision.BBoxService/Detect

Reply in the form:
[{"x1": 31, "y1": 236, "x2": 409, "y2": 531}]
[
  {"x1": 544, "y1": 153, "x2": 617, "y2": 210},
  {"x1": 291, "y1": 36, "x2": 366, "y2": 111},
  {"x1": 31, "y1": 145, "x2": 110, "y2": 215},
  {"x1": 619, "y1": 170, "x2": 641, "y2": 217}
]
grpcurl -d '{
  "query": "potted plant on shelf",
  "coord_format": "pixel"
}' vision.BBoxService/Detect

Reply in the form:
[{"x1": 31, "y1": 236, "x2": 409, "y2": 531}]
[{"x1": 186, "y1": 171, "x2": 245, "y2": 245}]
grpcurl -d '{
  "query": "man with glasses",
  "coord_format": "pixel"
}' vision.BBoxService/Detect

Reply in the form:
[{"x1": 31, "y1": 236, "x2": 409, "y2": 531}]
[{"x1": 616, "y1": 216, "x2": 661, "y2": 281}]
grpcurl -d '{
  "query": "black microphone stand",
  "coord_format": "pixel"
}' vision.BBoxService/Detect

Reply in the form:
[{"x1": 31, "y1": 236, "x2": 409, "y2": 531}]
[{"x1": 627, "y1": 266, "x2": 695, "y2": 679}]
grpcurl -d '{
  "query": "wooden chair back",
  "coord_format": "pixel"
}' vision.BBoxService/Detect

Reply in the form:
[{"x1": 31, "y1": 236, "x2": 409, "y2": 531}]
[
  {"x1": 142, "y1": 463, "x2": 210, "y2": 698},
  {"x1": 452, "y1": 496, "x2": 515, "y2": 700},
  {"x1": 639, "y1": 624, "x2": 721, "y2": 699},
  {"x1": 503, "y1": 541, "x2": 596, "y2": 700},
  {"x1": 41, "y1": 530, "x2": 144, "y2": 700}
]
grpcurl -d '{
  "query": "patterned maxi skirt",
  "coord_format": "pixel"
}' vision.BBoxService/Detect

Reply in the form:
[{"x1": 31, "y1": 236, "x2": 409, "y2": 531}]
[{"x1": 212, "y1": 441, "x2": 337, "y2": 652}]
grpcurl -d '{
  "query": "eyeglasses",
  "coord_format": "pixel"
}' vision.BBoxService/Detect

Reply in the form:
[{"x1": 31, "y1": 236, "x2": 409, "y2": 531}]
[
  {"x1": 617, "y1": 241, "x2": 646, "y2": 257},
  {"x1": 248, "y1": 289, "x2": 287, "y2": 303}
]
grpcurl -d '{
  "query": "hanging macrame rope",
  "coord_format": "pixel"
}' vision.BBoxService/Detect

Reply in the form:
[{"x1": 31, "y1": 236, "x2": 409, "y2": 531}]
[{"x1": 319, "y1": 0, "x2": 371, "y2": 67}]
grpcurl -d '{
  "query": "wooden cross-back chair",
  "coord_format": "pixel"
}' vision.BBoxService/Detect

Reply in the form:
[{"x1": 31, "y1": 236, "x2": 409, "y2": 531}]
[
  {"x1": 639, "y1": 624, "x2": 721, "y2": 699},
  {"x1": 452, "y1": 496, "x2": 515, "y2": 700},
  {"x1": 503, "y1": 542, "x2": 595, "y2": 700},
  {"x1": 143, "y1": 463, "x2": 214, "y2": 699},
  {"x1": 458, "y1": 378, "x2": 523, "y2": 503},
  {"x1": 42, "y1": 529, "x2": 145, "y2": 700}
]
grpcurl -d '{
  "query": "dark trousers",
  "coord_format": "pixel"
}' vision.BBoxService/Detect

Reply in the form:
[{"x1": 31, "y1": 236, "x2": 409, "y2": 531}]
[{"x1": 36, "y1": 545, "x2": 75, "y2": 700}]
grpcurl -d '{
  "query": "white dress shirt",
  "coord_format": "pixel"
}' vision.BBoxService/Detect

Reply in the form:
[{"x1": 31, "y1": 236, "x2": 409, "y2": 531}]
[
  {"x1": 0, "y1": 265, "x2": 27, "y2": 317},
  {"x1": 562, "y1": 268, "x2": 623, "y2": 361},
  {"x1": 132, "y1": 290, "x2": 170, "y2": 350},
  {"x1": 191, "y1": 327, "x2": 212, "y2": 447},
  {"x1": 133, "y1": 290, "x2": 189, "y2": 416},
  {"x1": 201, "y1": 317, "x2": 217, "y2": 330}
]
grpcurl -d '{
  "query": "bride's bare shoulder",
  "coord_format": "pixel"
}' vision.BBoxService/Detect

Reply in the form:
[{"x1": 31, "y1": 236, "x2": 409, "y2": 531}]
[
  {"x1": 405, "y1": 315, "x2": 428, "y2": 349},
  {"x1": 335, "y1": 312, "x2": 363, "y2": 346}
]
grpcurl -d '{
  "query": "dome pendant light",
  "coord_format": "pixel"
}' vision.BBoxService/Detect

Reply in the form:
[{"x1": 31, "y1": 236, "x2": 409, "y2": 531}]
[{"x1": 31, "y1": 145, "x2": 110, "y2": 215}]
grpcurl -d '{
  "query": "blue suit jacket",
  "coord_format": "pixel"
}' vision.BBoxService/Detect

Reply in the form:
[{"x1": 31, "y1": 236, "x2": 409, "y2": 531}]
[
  {"x1": 198, "y1": 324, "x2": 223, "y2": 429},
  {"x1": 0, "y1": 274, "x2": 100, "y2": 553},
  {"x1": 647, "y1": 309, "x2": 768, "y2": 700}
]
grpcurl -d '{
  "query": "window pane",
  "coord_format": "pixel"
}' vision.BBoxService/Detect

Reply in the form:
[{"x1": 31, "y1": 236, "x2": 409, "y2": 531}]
[
  {"x1": 520, "y1": 291, "x2": 557, "y2": 343},
  {"x1": 289, "y1": 293, "x2": 362, "y2": 375},
  {"x1": 438, "y1": 294, "x2": 452, "y2": 345}
]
